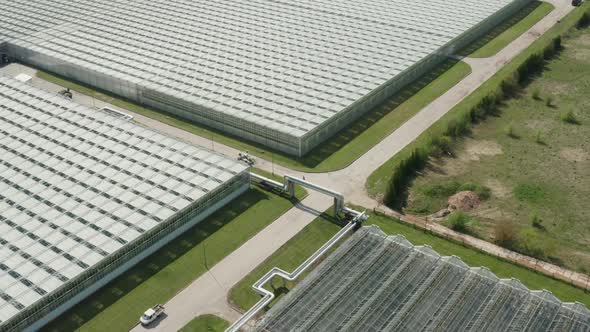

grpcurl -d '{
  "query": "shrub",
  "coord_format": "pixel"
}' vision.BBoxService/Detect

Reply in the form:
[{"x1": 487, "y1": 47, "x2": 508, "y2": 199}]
[
  {"x1": 561, "y1": 110, "x2": 579, "y2": 124},
  {"x1": 437, "y1": 135, "x2": 454, "y2": 154},
  {"x1": 534, "y1": 130, "x2": 544, "y2": 145},
  {"x1": 545, "y1": 95, "x2": 554, "y2": 107},
  {"x1": 448, "y1": 211, "x2": 471, "y2": 232},
  {"x1": 431, "y1": 135, "x2": 454, "y2": 155},
  {"x1": 445, "y1": 114, "x2": 471, "y2": 138},
  {"x1": 384, "y1": 147, "x2": 429, "y2": 206},
  {"x1": 553, "y1": 35, "x2": 562, "y2": 51},
  {"x1": 517, "y1": 227, "x2": 549, "y2": 258},
  {"x1": 473, "y1": 94, "x2": 500, "y2": 119},
  {"x1": 532, "y1": 87, "x2": 541, "y2": 100},
  {"x1": 543, "y1": 43, "x2": 555, "y2": 59},
  {"x1": 459, "y1": 182, "x2": 491, "y2": 200},
  {"x1": 501, "y1": 75, "x2": 520, "y2": 97},
  {"x1": 517, "y1": 53, "x2": 544, "y2": 83},
  {"x1": 578, "y1": 12, "x2": 590, "y2": 28},
  {"x1": 531, "y1": 213, "x2": 545, "y2": 231},
  {"x1": 543, "y1": 36, "x2": 561, "y2": 59},
  {"x1": 494, "y1": 220, "x2": 518, "y2": 248},
  {"x1": 505, "y1": 124, "x2": 518, "y2": 139}
]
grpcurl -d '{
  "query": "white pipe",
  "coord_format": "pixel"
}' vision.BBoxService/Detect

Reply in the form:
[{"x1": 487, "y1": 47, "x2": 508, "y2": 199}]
[
  {"x1": 250, "y1": 173, "x2": 347, "y2": 212},
  {"x1": 225, "y1": 211, "x2": 367, "y2": 332}
]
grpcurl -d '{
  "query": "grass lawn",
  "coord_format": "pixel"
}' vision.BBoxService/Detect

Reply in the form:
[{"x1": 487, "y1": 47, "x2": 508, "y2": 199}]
[
  {"x1": 43, "y1": 184, "x2": 306, "y2": 332},
  {"x1": 178, "y1": 315, "x2": 228, "y2": 332},
  {"x1": 36, "y1": 59, "x2": 470, "y2": 173},
  {"x1": 229, "y1": 213, "x2": 343, "y2": 312},
  {"x1": 230, "y1": 208, "x2": 590, "y2": 314},
  {"x1": 460, "y1": 1, "x2": 554, "y2": 58},
  {"x1": 367, "y1": 2, "x2": 590, "y2": 198},
  {"x1": 403, "y1": 27, "x2": 590, "y2": 273}
]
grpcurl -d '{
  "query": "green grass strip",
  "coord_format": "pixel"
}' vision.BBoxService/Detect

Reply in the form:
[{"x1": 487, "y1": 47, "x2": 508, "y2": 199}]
[
  {"x1": 461, "y1": 1, "x2": 554, "y2": 58},
  {"x1": 44, "y1": 186, "x2": 304, "y2": 332},
  {"x1": 178, "y1": 314, "x2": 229, "y2": 332}
]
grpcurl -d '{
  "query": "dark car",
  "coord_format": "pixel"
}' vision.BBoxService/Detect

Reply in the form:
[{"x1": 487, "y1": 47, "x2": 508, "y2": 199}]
[{"x1": 572, "y1": 0, "x2": 583, "y2": 6}]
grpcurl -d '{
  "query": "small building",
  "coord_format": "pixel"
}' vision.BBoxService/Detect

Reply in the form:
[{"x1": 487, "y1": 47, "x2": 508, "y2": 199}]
[{"x1": 13, "y1": 74, "x2": 32, "y2": 85}]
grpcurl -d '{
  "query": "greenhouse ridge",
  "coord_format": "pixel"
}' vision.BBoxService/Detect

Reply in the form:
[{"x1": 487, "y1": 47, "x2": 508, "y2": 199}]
[
  {"x1": 256, "y1": 227, "x2": 590, "y2": 331},
  {"x1": 2, "y1": 0, "x2": 531, "y2": 156},
  {"x1": 0, "y1": 76, "x2": 249, "y2": 331}
]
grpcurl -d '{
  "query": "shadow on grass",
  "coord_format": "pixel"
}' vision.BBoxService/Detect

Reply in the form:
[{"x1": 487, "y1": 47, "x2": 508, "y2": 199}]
[
  {"x1": 458, "y1": 1, "x2": 543, "y2": 57},
  {"x1": 299, "y1": 59, "x2": 461, "y2": 168},
  {"x1": 43, "y1": 189, "x2": 272, "y2": 332}
]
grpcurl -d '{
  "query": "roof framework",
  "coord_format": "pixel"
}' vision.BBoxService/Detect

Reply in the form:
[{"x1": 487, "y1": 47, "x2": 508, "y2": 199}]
[
  {"x1": 0, "y1": 76, "x2": 247, "y2": 324},
  {"x1": 3, "y1": 0, "x2": 527, "y2": 145},
  {"x1": 256, "y1": 227, "x2": 590, "y2": 332}
]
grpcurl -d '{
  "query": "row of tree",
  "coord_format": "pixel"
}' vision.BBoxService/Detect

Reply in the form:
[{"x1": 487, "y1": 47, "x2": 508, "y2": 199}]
[{"x1": 384, "y1": 34, "x2": 564, "y2": 207}]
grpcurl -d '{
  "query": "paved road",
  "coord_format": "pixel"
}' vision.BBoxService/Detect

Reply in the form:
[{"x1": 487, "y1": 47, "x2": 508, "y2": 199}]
[
  {"x1": 127, "y1": 1, "x2": 577, "y2": 329},
  {"x1": 0, "y1": 1, "x2": 578, "y2": 329},
  {"x1": 130, "y1": 193, "x2": 332, "y2": 332}
]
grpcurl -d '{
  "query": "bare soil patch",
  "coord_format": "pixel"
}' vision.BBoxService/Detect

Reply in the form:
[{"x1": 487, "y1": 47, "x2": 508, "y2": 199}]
[
  {"x1": 542, "y1": 81, "x2": 573, "y2": 96},
  {"x1": 574, "y1": 33, "x2": 590, "y2": 47},
  {"x1": 571, "y1": 48, "x2": 590, "y2": 62},
  {"x1": 485, "y1": 179, "x2": 512, "y2": 198},
  {"x1": 448, "y1": 191, "x2": 481, "y2": 211},
  {"x1": 462, "y1": 140, "x2": 503, "y2": 161},
  {"x1": 560, "y1": 147, "x2": 589, "y2": 163},
  {"x1": 526, "y1": 119, "x2": 554, "y2": 132},
  {"x1": 472, "y1": 206, "x2": 510, "y2": 221}
]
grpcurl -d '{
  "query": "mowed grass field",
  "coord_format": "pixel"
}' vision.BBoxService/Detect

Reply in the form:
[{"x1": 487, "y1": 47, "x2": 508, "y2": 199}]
[
  {"x1": 229, "y1": 209, "x2": 590, "y2": 315},
  {"x1": 404, "y1": 28, "x2": 590, "y2": 273},
  {"x1": 178, "y1": 315, "x2": 228, "y2": 332},
  {"x1": 43, "y1": 181, "x2": 306, "y2": 332}
]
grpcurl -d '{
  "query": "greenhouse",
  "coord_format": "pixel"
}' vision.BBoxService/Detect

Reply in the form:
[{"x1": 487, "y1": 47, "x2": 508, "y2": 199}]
[
  {"x1": 0, "y1": 76, "x2": 250, "y2": 332},
  {"x1": 3, "y1": 0, "x2": 532, "y2": 156},
  {"x1": 256, "y1": 227, "x2": 590, "y2": 331}
]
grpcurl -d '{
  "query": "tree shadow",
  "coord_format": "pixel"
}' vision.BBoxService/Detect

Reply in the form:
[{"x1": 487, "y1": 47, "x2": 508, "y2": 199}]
[
  {"x1": 43, "y1": 189, "x2": 273, "y2": 332},
  {"x1": 457, "y1": 1, "x2": 544, "y2": 57}
]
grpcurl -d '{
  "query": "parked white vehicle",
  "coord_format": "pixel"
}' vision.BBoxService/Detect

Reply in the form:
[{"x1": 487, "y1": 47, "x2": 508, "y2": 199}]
[{"x1": 139, "y1": 304, "x2": 165, "y2": 326}]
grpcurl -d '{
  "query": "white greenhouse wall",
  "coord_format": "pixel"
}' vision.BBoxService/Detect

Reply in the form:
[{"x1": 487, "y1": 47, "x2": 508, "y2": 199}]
[
  {"x1": 2, "y1": 173, "x2": 250, "y2": 332},
  {"x1": 6, "y1": 0, "x2": 533, "y2": 157}
]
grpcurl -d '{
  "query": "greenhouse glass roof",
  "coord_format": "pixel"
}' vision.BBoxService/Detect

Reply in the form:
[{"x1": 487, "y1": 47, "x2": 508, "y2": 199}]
[
  {"x1": 256, "y1": 227, "x2": 590, "y2": 331},
  {"x1": 0, "y1": 76, "x2": 247, "y2": 323},
  {"x1": 4, "y1": 0, "x2": 523, "y2": 138}
]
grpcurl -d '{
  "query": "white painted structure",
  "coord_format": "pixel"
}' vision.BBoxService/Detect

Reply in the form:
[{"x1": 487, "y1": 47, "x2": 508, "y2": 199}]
[
  {"x1": 3, "y1": 0, "x2": 532, "y2": 156},
  {"x1": 0, "y1": 76, "x2": 249, "y2": 331}
]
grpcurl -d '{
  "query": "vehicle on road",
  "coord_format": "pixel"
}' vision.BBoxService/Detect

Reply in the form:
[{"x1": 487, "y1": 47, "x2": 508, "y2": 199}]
[
  {"x1": 139, "y1": 304, "x2": 165, "y2": 326},
  {"x1": 572, "y1": 0, "x2": 583, "y2": 6},
  {"x1": 58, "y1": 88, "x2": 73, "y2": 99},
  {"x1": 238, "y1": 152, "x2": 255, "y2": 166}
]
